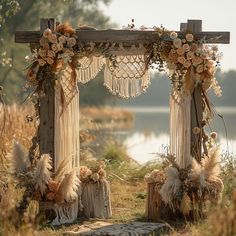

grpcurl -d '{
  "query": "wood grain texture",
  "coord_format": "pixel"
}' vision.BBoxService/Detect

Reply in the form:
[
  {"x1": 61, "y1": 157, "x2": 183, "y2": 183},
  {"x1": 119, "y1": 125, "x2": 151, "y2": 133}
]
[
  {"x1": 39, "y1": 19, "x2": 56, "y2": 166},
  {"x1": 15, "y1": 30, "x2": 230, "y2": 44},
  {"x1": 80, "y1": 180, "x2": 112, "y2": 219}
]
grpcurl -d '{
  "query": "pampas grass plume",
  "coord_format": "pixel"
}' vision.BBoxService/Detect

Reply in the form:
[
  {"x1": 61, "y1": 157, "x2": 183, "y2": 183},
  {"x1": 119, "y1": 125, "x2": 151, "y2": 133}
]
[
  {"x1": 55, "y1": 170, "x2": 80, "y2": 204},
  {"x1": 9, "y1": 140, "x2": 29, "y2": 174},
  {"x1": 32, "y1": 154, "x2": 52, "y2": 195}
]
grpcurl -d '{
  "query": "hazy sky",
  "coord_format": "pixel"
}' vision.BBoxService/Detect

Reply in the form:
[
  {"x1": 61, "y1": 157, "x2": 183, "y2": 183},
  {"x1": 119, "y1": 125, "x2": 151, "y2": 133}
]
[{"x1": 101, "y1": 0, "x2": 235, "y2": 71}]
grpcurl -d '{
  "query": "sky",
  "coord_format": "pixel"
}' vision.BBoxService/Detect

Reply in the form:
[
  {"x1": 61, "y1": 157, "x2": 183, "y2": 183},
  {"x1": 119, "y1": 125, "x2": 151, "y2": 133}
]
[{"x1": 101, "y1": 0, "x2": 235, "y2": 72}]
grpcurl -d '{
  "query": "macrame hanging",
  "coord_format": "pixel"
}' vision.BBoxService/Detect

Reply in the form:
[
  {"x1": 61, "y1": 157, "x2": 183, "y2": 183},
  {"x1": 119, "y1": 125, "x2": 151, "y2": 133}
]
[
  {"x1": 54, "y1": 65, "x2": 80, "y2": 171},
  {"x1": 76, "y1": 54, "x2": 105, "y2": 84},
  {"x1": 169, "y1": 87, "x2": 192, "y2": 169},
  {"x1": 104, "y1": 44, "x2": 151, "y2": 98}
]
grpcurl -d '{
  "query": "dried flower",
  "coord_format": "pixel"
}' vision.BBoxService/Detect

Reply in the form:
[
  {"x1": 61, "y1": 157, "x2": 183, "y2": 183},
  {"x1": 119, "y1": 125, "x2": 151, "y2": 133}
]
[
  {"x1": 210, "y1": 132, "x2": 218, "y2": 140},
  {"x1": 182, "y1": 44, "x2": 190, "y2": 52},
  {"x1": 177, "y1": 48, "x2": 185, "y2": 55},
  {"x1": 48, "y1": 34, "x2": 57, "y2": 44},
  {"x1": 196, "y1": 64, "x2": 204, "y2": 73},
  {"x1": 187, "y1": 51, "x2": 195, "y2": 60},
  {"x1": 46, "y1": 57, "x2": 54, "y2": 65},
  {"x1": 98, "y1": 169, "x2": 106, "y2": 179},
  {"x1": 67, "y1": 37, "x2": 77, "y2": 47},
  {"x1": 43, "y1": 28, "x2": 52, "y2": 38},
  {"x1": 183, "y1": 60, "x2": 191, "y2": 68},
  {"x1": 38, "y1": 48, "x2": 47, "y2": 58},
  {"x1": 192, "y1": 126, "x2": 201, "y2": 134},
  {"x1": 51, "y1": 44, "x2": 58, "y2": 52},
  {"x1": 58, "y1": 35, "x2": 67, "y2": 44},
  {"x1": 42, "y1": 43, "x2": 50, "y2": 50},
  {"x1": 190, "y1": 43, "x2": 198, "y2": 52},
  {"x1": 90, "y1": 173, "x2": 99, "y2": 182},
  {"x1": 170, "y1": 31, "x2": 178, "y2": 40},
  {"x1": 38, "y1": 58, "x2": 46, "y2": 66},
  {"x1": 177, "y1": 56, "x2": 186, "y2": 64},
  {"x1": 186, "y1": 33, "x2": 194, "y2": 42},
  {"x1": 192, "y1": 57, "x2": 203, "y2": 66},
  {"x1": 39, "y1": 36, "x2": 48, "y2": 46},
  {"x1": 57, "y1": 43, "x2": 63, "y2": 51},
  {"x1": 173, "y1": 38, "x2": 182, "y2": 48},
  {"x1": 47, "y1": 50, "x2": 56, "y2": 58}
]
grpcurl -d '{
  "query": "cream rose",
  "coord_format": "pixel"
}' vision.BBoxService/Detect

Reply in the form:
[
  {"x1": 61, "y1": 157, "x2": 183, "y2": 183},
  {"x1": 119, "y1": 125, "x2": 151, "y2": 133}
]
[
  {"x1": 182, "y1": 44, "x2": 190, "y2": 52},
  {"x1": 46, "y1": 57, "x2": 54, "y2": 65},
  {"x1": 38, "y1": 58, "x2": 46, "y2": 66},
  {"x1": 177, "y1": 48, "x2": 185, "y2": 55},
  {"x1": 173, "y1": 38, "x2": 182, "y2": 48},
  {"x1": 196, "y1": 64, "x2": 204, "y2": 73},
  {"x1": 48, "y1": 34, "x2": 57, "y2": 44},
  {"x1": 177, "y1": 56, "x2": 186, "y2": 64},
  {"x1": 186, "y1": 33, "x2": 194, "y2": 42},
  {"x1": 170, "y1": 31, "x2": 178, "y2": 40},
  {"x1": 183, "y1": 60, "x2": 191, "y2": 68},
  {"x1": 43, "y1": 28, "x2": 52, "y2": 39}
]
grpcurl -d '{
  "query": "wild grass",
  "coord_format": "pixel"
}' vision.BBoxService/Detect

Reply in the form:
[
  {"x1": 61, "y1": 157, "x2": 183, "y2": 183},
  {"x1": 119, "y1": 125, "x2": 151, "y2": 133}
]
[{"x1": 1, "y1": 104, "x2": 236, "y2": 236}]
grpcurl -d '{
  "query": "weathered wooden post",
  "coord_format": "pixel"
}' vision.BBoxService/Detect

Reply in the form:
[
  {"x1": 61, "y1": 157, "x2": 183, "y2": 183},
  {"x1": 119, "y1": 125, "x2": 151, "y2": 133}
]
[
  {"x1": 38, "y1": 18, "x2": 56, "y2": 164},
  {"x1": 146, "y1": 19, "x2": 230, "y2": 221}
]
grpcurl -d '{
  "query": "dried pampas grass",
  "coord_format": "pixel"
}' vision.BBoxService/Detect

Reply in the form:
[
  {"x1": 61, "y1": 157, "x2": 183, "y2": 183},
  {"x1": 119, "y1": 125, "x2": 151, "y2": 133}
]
[
  {"x1": 9, "y1": 140, "x2": 29, "y2": 174},
  {"x1": 160, "y1": 167, "x2": 181, "y2": 209},
  {"x1": 32, "y1": 154, "x2": 52, "y2": 195},
  {"x1": 55, "y1": 170, "x2": 80, "y2": 204},
  {"x1": 53, "y1": 158, "x2": 70, "y2": 183},
  {"x1": 202, "y1": 145, "x2": 221, "y2": 180},
  {"x1": 180, "y1": 192, "x2": 191, "y2": 215}
]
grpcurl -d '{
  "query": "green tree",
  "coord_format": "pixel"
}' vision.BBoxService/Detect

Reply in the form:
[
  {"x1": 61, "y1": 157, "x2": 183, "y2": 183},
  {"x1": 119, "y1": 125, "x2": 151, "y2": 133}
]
[{"x1": 0, "y1": 0, "x2": 114, "y2": 103}]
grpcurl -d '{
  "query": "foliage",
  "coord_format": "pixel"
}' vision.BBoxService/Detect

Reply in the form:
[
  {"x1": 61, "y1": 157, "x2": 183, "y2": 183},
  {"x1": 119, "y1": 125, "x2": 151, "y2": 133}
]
[{"x1": 0, "y1": 0, "x2": 114, "y2": 104}]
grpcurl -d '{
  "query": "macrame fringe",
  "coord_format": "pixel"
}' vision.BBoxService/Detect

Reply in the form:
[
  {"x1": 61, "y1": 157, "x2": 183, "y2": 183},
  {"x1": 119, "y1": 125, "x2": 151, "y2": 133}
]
[
  {"x1": 104, "y1": 68, "x2": 150, "y2": 98},
  {"x1": 170, "y1": 88, "x2": 191, "y2": 169},
  {"x1": 76, "y1": 56, "x2": 104, "y2": 84}
]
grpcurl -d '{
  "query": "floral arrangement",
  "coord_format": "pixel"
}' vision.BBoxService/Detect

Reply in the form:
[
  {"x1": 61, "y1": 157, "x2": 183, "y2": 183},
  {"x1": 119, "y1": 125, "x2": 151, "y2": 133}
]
[
  {"x1": 79, "y1": 162, "x2": 106, "y2": 183},
  {"x1": 150, "y1": 28, "x2": 222, "y2": 96},
  {"x1": 145, "y1": 144, "x2": 223, "y2": 216},
  {"x1": 26, "y1": 23, "x2": 78, "y2": 87},
  {"x1": 9, "y1": 141, "x2": 80, "y2": 204}
]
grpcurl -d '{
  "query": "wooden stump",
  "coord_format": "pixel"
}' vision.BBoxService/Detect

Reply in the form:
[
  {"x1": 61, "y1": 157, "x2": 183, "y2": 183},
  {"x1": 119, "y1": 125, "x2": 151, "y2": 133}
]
[
  {"x1": 146, "y1": 183, "x2": 182, "y2": 222},
  {"x1": 146, "y1": 183, "x2": 162, "y2": 221},
  {"x1": 80, "y1": 179, "x2": 112, "y2": 219}
]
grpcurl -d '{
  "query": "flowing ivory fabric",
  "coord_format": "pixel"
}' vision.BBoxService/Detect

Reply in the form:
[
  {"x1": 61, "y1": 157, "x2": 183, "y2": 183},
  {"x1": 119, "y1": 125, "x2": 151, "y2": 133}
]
[
  {"x1": 170, "y1": 89, "x2": 191, "y2": 169},
  {"x1": 52, "y1": 66, "x2": 80, "y2": 225}
]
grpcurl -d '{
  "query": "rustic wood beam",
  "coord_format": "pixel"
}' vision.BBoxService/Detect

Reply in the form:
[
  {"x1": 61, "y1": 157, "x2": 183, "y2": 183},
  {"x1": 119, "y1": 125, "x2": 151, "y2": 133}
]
[
  {"x1": 15, "y1": 30, "x2": 230, "y2": 44},
  {"x1": 38, "y1": 18, "x2": 56, "y2": 167}
]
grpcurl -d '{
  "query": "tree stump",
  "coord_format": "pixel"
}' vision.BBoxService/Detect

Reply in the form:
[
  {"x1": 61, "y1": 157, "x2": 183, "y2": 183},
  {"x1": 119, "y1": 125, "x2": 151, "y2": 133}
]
[
  {"x1": 146, "y1": 183, "x2": 182, "y2": 222},
  {"x1": 80, "y1": 179, "x2": 112, "y2": 219}
]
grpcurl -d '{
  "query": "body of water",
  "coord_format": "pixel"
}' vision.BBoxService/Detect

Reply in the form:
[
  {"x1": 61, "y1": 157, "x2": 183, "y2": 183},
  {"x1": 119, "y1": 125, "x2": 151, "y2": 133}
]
[{"x1": 120, "y1": 106, "x2": 236, "y2": 164}]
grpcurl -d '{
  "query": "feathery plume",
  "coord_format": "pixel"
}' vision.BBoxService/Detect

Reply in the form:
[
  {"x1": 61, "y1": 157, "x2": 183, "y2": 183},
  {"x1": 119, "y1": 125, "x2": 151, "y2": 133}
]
[
  {"x1": 160, "y1": 167, "x2": 181, "y2": 209},
  {"x1": 55, "y1": 170, "x2": 80, "y2": 204},
  {"x1": 202, "y1": 145, "x2": 221, "y2": 180},
  {"x1": 53, "y1": 158, "x2": 70, "y2": 182},
  {"x1": 8, "y1": 140, "x2": 29, "y2": 174},
  {"x1": 32, "y1": 154, "x2": 52, "y2": 195}
]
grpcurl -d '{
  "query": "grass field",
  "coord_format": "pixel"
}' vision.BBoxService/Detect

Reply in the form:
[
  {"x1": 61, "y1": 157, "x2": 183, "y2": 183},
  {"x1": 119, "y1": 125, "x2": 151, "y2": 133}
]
[{"x1": 1, "y1": 104, "x2": 236, "y2": 236}]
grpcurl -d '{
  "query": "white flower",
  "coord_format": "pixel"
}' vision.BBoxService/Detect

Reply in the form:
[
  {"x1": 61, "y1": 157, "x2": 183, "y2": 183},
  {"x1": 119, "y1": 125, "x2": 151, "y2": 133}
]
[
  {"x1": 185, "y1": 33, "x2": 194, "y2": 42},
  {"x1": 173, "y1": 38, "x2": 182, "y2": 48},
  {"x1": 170, "y1": 31, "x2": 178, "y2": 40}
]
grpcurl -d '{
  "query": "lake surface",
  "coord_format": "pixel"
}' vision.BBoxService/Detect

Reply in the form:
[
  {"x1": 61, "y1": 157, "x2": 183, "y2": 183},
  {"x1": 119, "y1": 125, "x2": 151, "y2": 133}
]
[{"x1": 118, "y1": 106, "x2": 236, "y2": 164}]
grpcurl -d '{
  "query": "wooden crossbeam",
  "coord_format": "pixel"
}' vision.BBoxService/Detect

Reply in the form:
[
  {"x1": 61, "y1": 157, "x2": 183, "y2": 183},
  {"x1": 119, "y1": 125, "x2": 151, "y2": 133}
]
[{"x1": 15, "y1": 29, "x2": 230, "y2": 44}]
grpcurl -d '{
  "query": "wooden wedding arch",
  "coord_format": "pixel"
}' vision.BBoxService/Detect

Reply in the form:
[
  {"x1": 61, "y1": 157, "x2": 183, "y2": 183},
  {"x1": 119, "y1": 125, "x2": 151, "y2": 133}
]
[{"x1": 15, "y1": 18, "x2": 230, "y2": 223}]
